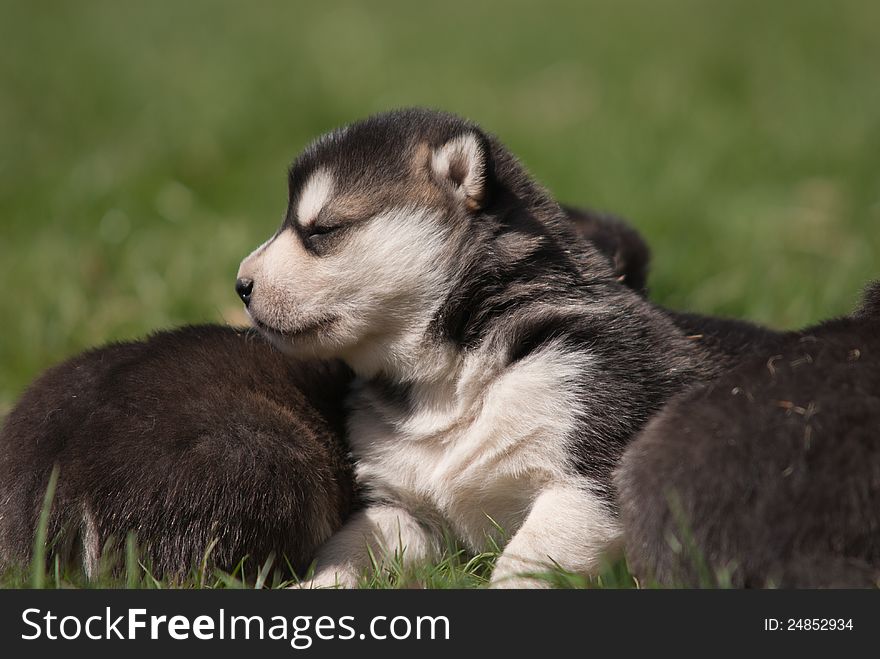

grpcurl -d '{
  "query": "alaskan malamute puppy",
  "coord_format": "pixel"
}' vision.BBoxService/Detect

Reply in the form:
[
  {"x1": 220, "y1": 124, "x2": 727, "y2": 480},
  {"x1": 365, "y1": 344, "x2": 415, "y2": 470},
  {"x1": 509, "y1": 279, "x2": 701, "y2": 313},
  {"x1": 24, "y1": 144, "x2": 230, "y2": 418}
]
[
  {"x1": 617, "y1": 282, "x2": 880, "y2": 587},
  {"x1": 236, "y1": 108, "x2": 716, "y2": 587}
]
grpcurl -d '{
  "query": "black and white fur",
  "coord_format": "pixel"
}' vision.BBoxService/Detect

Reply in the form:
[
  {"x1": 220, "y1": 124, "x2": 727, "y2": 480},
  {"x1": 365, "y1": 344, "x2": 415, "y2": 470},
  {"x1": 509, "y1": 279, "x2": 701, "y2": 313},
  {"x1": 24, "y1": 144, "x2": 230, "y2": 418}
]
[
  {"x1": 0, "y1": 326, "x2": 356, "y2": 580},
  {"x1": 616, "y1": 282, "x2": 880, "y2": 587},
  {"x1": 237, "y1": 108, "x2": 716, "y2": 587}
]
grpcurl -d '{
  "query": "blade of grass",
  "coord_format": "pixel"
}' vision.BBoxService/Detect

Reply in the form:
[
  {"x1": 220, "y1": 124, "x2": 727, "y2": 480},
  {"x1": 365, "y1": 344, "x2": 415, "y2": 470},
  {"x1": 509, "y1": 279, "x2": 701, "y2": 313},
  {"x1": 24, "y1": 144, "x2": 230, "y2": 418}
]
[
  {"x1": 125, "y1": 532, "x2": 140, "y2": 589},
  {"x1": 31, "y1": 464, "x2": 59, "y2": 589},
  {"x1": 198, "y1": 537, "x2": 220, "y2": 588},
  {"x1": 254, "y1": 552, "x2": 276, "y2": 590}
]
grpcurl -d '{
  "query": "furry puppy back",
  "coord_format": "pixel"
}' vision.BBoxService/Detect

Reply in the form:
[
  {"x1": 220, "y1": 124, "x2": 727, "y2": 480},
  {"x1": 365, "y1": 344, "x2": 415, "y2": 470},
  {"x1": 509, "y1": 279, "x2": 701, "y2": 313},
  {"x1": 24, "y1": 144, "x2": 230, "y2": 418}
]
[
  {"x1": 616, "y1": 282, "x2": 880, "y2": 587},
  {"x1": 0, "y1": 326, "x2": 355, "y2": 579}
]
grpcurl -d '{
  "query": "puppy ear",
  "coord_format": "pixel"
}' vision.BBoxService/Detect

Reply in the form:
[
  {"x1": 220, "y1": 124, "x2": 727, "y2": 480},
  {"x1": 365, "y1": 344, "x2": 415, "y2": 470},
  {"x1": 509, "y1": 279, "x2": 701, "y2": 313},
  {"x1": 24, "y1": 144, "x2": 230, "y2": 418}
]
[
  {"x1": 854, "y1": 280, "x2": 880, "y2": 319},
  {"x1": 563, "y1": 205, "x2": 652, "y2": 294},
  {"x1": 431, "y1": 132, "x2": 489, "y2": 212}
]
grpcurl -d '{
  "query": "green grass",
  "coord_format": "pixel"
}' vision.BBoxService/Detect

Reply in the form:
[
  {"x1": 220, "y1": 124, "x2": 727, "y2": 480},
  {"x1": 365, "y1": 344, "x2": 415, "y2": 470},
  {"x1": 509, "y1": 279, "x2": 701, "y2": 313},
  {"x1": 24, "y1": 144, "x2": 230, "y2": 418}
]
[
  {"x1": 1, "y1": 468, "x2": 638, "y2": 588},
  {"x1": 2, "y1": 548, "x2": 638, "y2": 590},
  {"x1": 3, "y1": 535, "x2": 639, "y2": 590},
  {"x1": 1, "y1": 0, "x2": 878, "y2": 587}
]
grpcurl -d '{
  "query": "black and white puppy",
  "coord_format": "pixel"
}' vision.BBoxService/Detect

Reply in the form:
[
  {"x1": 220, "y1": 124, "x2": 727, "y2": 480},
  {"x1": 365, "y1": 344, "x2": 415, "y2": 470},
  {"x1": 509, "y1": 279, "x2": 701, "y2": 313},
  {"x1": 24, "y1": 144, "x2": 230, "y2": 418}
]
[
  {"x1": 236, "y1": 108, "x2": 716, "y2": 587},
  {"x1": 0, "y1": 326, "x2": 355, "y2": 580},
  {"x1": 616, "y1": 282, "x2": 880, "y2": 587}
]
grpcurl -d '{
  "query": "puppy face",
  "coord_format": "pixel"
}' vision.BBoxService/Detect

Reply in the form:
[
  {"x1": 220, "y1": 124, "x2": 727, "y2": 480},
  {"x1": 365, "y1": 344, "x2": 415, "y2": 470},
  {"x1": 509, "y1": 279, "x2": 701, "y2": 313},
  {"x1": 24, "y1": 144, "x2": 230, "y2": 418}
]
[{"x1": 237, "y1": 112, "x2": 490, "y2": 366}]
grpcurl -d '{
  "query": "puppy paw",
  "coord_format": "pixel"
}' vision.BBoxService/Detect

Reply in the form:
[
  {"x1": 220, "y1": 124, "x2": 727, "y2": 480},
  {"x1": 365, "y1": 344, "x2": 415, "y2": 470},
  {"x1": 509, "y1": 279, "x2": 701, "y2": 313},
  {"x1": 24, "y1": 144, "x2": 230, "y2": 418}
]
[
  {"x1": 292, "y1": 567, "x2": 359, "y2": 589},
  {"x1": 490, "y1": 559, "x2": 551, "y2": 589}
]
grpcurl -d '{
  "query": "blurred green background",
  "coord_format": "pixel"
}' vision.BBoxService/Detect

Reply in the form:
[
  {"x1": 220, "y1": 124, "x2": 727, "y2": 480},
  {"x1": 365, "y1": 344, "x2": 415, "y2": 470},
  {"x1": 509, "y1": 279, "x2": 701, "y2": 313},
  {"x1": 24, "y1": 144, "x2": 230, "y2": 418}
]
[{"x1": 1, "y1": 0, "x2": 878, "y2": 415}]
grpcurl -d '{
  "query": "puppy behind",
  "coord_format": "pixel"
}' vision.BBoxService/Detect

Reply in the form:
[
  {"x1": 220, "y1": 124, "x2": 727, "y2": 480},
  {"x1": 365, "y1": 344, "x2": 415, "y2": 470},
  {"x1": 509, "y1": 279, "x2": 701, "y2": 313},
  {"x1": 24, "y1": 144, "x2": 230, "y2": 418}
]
[
  {"x1": 0, "y1": 325, "x2": 355, "y2": 580},
  {"x1": 563, "y1": 205, "x2": 651, "y2": 295},
  {"x1": 616, "y1": 282, "x2": 880, "y2": 587},
  {"x1": 564, "y1": 207, "x2": 880, "y2": 587}
]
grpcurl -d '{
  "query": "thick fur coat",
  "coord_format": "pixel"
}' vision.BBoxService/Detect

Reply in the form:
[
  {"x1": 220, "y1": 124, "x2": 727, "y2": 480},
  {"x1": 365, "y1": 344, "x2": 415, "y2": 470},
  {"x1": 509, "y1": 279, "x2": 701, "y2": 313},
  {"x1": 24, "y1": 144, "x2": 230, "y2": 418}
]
[
  {"x1": 0, "y1": 326, "x2": 355, "y2": 579},
  {"x1": 616, "y1": 283, "x2": 880, "y2": 587},
  {"x1": 570, "y1": 201, "x2": 880, "y2": 587}
]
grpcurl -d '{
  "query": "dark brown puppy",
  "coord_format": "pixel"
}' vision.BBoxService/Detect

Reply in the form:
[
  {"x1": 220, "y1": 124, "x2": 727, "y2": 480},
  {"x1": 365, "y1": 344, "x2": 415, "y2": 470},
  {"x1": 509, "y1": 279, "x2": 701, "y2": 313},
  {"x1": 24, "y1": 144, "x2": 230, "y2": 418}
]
[
  {"x1": 568, "y1": 206, "x2": 880, "y2": 587},
  {"x1": 0, "y1": 326, "x2": 355, "y2": 580},
  {"x1": 616, "y1": 283, "x2": 880, "y2": 587}
]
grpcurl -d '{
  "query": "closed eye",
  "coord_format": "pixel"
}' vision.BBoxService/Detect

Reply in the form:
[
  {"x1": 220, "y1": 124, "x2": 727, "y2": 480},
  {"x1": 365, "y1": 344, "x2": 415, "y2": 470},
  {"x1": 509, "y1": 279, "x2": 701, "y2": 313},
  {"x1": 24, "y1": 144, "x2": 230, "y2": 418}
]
[
  {"x1": 303, "y1": 221, "x2": 347, "y2": 253},
  {"x1": 306, "y1": 223, "x2": 339, "y2": 237}
]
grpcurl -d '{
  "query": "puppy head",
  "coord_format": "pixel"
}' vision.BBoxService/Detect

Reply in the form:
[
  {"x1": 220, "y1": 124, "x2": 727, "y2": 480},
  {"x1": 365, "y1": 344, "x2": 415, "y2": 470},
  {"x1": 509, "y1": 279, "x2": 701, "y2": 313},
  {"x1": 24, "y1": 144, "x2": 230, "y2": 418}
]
[
  {"x1": 237, "y1": 109, "x2": 494, "y2": 371},
  {"x1": 563, "y1": 205, "x2": 651, "y2": 294}
]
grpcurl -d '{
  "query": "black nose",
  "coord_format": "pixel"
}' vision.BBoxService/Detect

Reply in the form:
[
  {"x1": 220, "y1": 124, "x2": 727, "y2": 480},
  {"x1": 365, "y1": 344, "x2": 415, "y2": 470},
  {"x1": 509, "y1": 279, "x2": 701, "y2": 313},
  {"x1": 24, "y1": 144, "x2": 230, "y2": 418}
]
[{"x1": 235, "y1": 278, "x2": 254, "y2": 305}]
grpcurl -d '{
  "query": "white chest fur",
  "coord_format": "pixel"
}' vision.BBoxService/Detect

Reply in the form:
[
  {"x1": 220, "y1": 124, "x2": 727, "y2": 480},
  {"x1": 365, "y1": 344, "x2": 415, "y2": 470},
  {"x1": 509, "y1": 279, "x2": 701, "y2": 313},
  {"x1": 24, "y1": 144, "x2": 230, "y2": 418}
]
[{"x1": 347, "y1": 343, "x2": 591, "y2": 551}]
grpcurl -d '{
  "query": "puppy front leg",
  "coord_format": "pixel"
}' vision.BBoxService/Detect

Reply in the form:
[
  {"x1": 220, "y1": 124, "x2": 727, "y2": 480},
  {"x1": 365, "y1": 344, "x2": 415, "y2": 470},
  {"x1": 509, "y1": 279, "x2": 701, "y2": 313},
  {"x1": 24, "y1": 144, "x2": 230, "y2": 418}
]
[
  {"x1": 491, "y1": 481, "x2": 622, "y2": 588},
  {"x1": 298, "y1": 505, "x2": 441, "y2": 588}
]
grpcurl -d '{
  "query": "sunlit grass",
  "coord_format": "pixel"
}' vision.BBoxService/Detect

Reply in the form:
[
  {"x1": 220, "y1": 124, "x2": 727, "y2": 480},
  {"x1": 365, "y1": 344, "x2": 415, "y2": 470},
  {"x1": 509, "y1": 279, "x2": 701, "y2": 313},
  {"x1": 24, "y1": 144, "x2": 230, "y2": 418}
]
[{"x1": 1, "y1": 0, "x2": 879, "y2": 587}]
